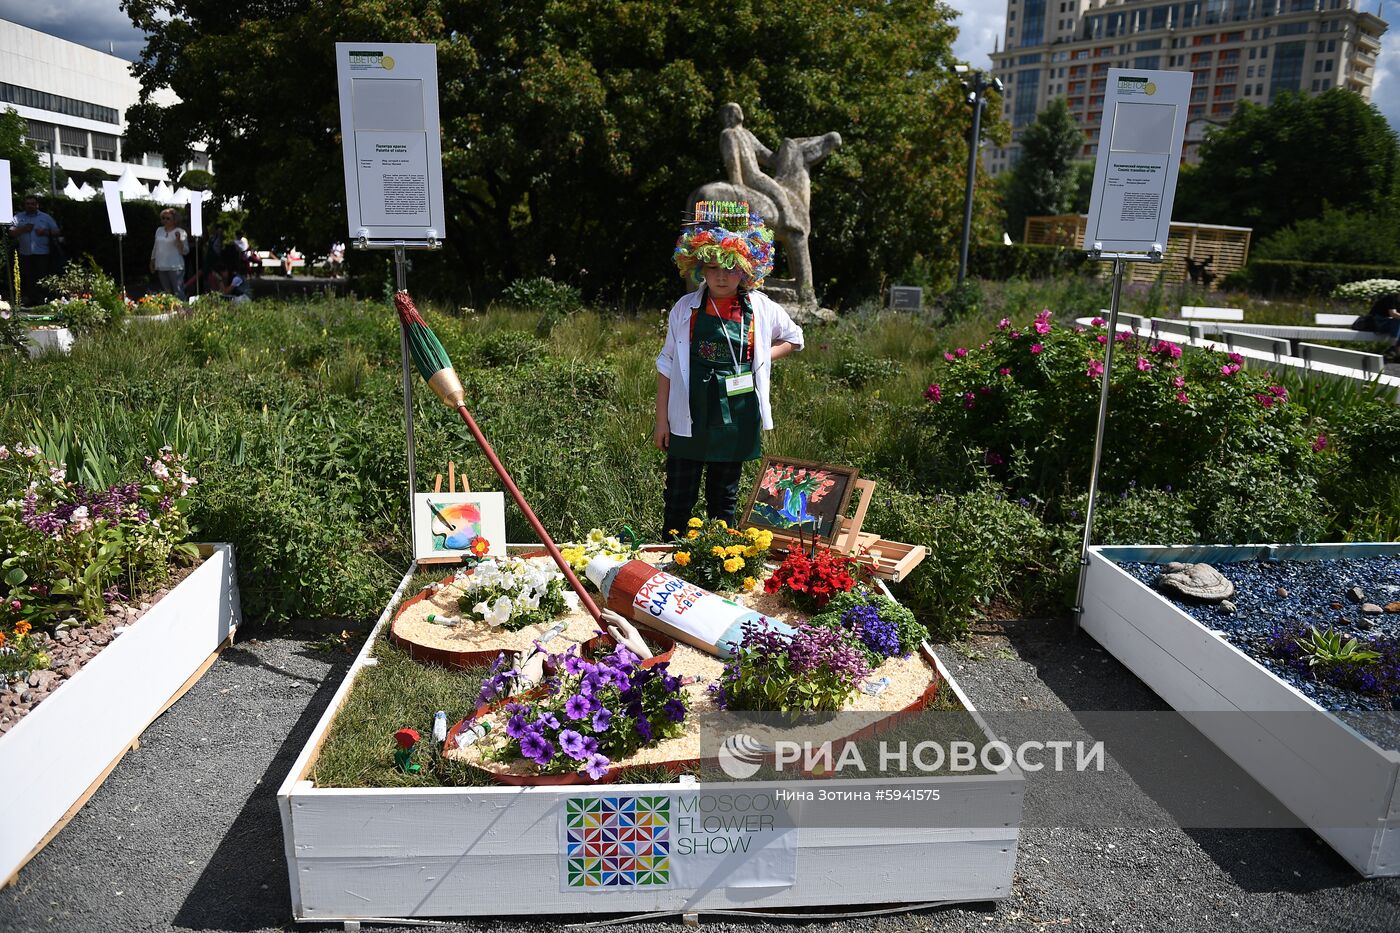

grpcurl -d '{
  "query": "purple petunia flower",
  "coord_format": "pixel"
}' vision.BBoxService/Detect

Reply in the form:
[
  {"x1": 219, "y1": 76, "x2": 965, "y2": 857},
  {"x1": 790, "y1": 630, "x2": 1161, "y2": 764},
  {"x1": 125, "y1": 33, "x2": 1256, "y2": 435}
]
[
  {"x1": 635, "y1": 716, "x2": 653, "y2": 742},
  {"x1": 663, "y1": 699, "x2": 686, "y2": 723},
  {"x1": 581, "y1": 735, "x2": 599, "y2": 756},
  {"x1": 591, "y1": 708, "x2": 613, "y2": 732},
  {"x1": 520, "y1": 732, "x2": 554, "y2": 766},
  {"x1": 505, "y1": 713, "x2": 530, "y2": 739},
  {"x1": 558, "y1": 729, "x2": 587, "y2": 760},
  {"x1": 584, "y1": 753, "x2": 611, "y2": 780},
  {"x1": 564, "y1": 693, "x2": 592, "y2": 720},
  {"x1": 535, "y1": 712, "x2": 559, "y2": 731}
]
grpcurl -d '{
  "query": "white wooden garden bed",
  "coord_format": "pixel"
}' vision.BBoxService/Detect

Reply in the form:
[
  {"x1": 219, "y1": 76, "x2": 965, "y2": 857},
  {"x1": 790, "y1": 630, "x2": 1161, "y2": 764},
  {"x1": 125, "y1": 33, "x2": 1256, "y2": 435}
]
[
  {"x1": 1081, "y1": 542, "x2": 1400, "y2": 877},
  {"x1": 0, "y1": 543, "x2": 242, "y2": 885},
  {"x1": 277, "y1": 553, "x2": 1024, "y2": 922}
]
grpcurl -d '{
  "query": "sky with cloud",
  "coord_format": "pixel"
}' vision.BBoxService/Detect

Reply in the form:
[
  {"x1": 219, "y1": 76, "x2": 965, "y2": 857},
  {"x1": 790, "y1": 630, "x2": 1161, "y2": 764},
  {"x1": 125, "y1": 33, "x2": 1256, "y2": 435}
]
[{"x1": 2, "y1": 0, "x2": 1397, "y2": 129}]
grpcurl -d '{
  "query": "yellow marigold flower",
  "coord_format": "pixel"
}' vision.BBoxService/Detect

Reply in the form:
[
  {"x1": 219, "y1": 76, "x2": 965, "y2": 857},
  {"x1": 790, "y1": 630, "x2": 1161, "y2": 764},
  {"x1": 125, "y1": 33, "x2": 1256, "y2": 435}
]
[
  {"x1": 674, "y1": 551, "x2": 691, "y2": 566},
  {"x1": 688, "y1": 517, "x2": 703, "y2": 528},
  {"x1": 13, "y1": 620, "x2": 29, "y2": 636},
  {"x1": 723, "y1": 557, "x2": 743, "y2": 573},
  {"x1": 726, "y1": 544, "x2": 745, "y2": 556},
  {"x1": 687, "y1": 530, "x2": 699, "y2": 538},
  {"x1": 668, "y1": 529, "x2": 678, "y2": 537},
  {"x1": 744, "y1": 545, "x2": 759, "y2": 558},
  {"x1": 717, "y1": 519, "x2": 727, "y2": 529},
  {"x1": 743, "y1": 576, "x2": 757, "y2": 591},
  {"x1": 710, "y1": 546, "x2": 726, "y2": 557},
  {"x1": 744, "y1": 526, "x2": 760, "y2": 539}
]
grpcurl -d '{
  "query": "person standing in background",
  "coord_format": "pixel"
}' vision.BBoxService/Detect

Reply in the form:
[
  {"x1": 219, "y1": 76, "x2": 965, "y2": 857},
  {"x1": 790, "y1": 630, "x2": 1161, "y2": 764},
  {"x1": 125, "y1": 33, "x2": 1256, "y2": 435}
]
[
  {"x1": 150, "y1": 208, "x2": 190, "y2": 300},
  {"x1": 9, "y1": 195, "x2": 60, "y2": 306}
]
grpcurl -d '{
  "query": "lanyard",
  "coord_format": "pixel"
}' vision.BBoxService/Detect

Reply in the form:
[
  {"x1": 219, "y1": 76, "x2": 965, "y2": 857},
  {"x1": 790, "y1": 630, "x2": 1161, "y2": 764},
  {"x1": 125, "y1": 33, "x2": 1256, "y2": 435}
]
[{"x1": 708, "y1": 297, "x2": 747, "y2": 369}]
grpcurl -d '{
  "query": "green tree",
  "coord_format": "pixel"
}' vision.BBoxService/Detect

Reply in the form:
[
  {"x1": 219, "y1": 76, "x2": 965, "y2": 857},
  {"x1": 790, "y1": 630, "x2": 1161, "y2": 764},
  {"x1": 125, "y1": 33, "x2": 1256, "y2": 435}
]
[
  {"x1": 0, "y1": 108, "x2": 46, "y2": 198},
  {"x1": 1174, "y1": 89, "x2": 1400, "y2": 238},
  {"x1": 121, "y1": 0, "x2": 996, "y2": 302},
  {"x1": 1252, "y1": 206, "x2": 1400, "y2": 265},
  {"x1": 1002, "y1": 98, "x2": 1083, "y2": 241}
]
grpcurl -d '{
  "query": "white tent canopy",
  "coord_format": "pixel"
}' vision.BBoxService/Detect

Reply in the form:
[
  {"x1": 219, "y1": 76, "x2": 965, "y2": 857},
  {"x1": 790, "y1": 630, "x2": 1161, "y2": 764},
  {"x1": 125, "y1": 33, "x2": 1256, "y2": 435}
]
[{"x1": 116, "y1": 167, "x2": 150, "y2": 200}]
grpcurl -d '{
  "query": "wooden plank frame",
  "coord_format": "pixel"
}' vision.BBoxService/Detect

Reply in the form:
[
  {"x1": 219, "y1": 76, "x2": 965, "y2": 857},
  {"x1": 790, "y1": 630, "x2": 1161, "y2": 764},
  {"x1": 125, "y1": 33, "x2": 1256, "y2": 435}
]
[{"x1": 740, "y1": 456, "x2": 860, "y2": 548}]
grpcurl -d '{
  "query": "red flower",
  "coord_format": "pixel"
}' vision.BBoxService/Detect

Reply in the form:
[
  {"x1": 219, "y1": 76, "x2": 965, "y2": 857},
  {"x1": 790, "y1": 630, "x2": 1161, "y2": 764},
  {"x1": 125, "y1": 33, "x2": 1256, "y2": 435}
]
[
  {"x1": 470, "y1": 536, "x2": 490, "y2": 557},
  {"x1": 394, "y1": 728, "x2": 421, "y2": 750}
]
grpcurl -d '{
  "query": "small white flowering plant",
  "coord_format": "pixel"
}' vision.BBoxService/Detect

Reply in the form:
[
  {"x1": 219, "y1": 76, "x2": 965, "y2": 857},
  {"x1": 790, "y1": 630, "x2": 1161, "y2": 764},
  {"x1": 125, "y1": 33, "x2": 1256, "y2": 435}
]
[
  {"x1": 455, "y1": 556, "x2": 571, "y2": 631},
  {"x1": 1333, "y1": 279, "x2": 1400, "y2": 303}
]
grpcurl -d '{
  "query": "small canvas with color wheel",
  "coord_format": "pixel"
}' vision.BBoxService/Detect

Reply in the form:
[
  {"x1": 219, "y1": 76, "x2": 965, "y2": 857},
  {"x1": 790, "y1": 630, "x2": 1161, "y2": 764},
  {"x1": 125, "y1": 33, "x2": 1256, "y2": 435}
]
[
  {"x1": 741, "y1": 456, "x2": 858, "y2": 544},
  {"x1": 412, "y1": 491, "x2": 507, "y2": 563}
]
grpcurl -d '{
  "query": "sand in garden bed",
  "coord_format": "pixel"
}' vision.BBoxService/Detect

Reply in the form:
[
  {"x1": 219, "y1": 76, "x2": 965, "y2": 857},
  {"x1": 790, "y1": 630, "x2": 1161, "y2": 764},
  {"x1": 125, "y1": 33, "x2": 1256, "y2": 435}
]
[{"x1": 393, "y1": 553, "x2": 675, "y2": 658}]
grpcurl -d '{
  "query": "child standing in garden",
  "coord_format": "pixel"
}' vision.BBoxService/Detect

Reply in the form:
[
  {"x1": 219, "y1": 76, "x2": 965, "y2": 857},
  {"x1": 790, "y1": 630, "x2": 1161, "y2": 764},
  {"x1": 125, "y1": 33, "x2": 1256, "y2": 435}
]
[{"x1": 654, "y1": 202, "x2": 804, "y2": 539}]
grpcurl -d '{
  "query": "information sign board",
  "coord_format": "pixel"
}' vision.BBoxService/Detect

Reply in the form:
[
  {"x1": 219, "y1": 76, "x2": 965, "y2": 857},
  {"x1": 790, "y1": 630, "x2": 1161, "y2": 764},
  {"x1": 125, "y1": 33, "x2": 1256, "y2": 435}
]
[
  {"x1": 335, "y1": 43, "x2": 447, "y2": 245},
  {"x1": 1083, "y1": 69, "x2": 1192, "y2": 255}
]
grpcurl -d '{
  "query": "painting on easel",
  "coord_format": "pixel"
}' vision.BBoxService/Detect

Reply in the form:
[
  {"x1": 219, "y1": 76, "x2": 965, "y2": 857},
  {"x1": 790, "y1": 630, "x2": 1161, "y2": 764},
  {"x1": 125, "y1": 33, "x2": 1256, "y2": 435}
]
[
  {"x1": 741, "y1": 457, "x2": 859, "y2": 544},
  {"x1": 412, "y1": 492, "x2": 508, "y2": 562}
]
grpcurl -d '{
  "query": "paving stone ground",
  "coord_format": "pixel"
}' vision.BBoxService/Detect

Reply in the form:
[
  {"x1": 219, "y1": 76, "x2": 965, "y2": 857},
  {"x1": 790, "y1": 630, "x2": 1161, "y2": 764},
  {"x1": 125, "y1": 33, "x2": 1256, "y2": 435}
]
[{"x1": 2, "y1": 624, "x2": 1398, "y2": 933}]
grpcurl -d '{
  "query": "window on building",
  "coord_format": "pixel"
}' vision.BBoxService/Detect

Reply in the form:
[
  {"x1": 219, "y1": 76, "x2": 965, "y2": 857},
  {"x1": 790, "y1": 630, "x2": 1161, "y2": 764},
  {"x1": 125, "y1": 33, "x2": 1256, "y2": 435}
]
[
  {"x1": 1013, "y1": 71, "x2": 1041, "y2": 127},
  {"x1": 1260, "y1": 46, "x2": 1268, "y2": 58},
  {"x1": 1150, "y1": 4, "x2": 1170, "y2": 29},
  {"x1": 120, "y1": 140, "x2": 144, "y2": 164},
  {"x1": 1269, "y1": 40, "x2": 1307, "y2": 100},
  {"x1": 91, "y1": 133, "x2": 118, "y2": 162},
  {"x1": 1249, "y1": 47, "x2": 1256, "y2": 59},
  {"x1": 1325, "y1": 58, "x2": 1333, "y2": 71},
  {"x1": 59, "y1": 126, "x2": 88, "y2": 158},
  {"x1": 1277, "y1": 21, "x2": 1309, "y2": 35},
  {"x1": 1192, "y1": 86, "x2": 1209, "y2": 101},
  {"x1": 1021, "y1": 0, "x2": 1047, "y2": 45},
  {"x1": 1220, "y1": 49, "x2": 1240, "y2": 64},
  {"x1": 1289, "y1": 0, "x2": 1314, "y2": 10},
  {"x1": 1217, "y1": 85, "x2": 1237, "y2": 100},
  {"x1": 1135, "y1": 55, "x2": 1161, "y2": 68},
  {"x1": 1217, "y1": 66, "x2": 1238, "y2": 81},
  {"x1": 0, "y1": 83, "x2": 119, "y2": 125},
  {"x1": 24, "y1": 120, "x2": 54, "y2": 154},
  {"x1": 147, "y1": 152, "x2": 164, "y2": 168}
]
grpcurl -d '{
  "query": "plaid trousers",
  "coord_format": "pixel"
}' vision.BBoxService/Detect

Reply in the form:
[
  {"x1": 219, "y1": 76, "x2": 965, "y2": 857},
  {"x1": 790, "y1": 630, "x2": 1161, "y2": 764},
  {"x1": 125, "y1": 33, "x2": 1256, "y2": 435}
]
[{"x1": 663, "y1": 456, "x2": 744, "y2": 540}]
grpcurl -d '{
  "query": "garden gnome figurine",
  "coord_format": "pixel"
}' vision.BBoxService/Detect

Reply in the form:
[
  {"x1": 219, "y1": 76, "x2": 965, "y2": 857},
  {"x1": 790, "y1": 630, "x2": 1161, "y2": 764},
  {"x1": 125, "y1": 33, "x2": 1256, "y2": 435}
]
[{"x1": 393, "y1": 727, "x2": 423, "y2": 773}]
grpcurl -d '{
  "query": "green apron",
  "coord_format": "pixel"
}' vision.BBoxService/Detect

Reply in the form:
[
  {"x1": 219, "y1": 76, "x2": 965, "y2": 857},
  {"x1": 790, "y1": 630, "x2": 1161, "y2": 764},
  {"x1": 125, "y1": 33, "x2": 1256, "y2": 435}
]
[{"x1": 669, "y1": 304, "x2": 762, "y2": 463}]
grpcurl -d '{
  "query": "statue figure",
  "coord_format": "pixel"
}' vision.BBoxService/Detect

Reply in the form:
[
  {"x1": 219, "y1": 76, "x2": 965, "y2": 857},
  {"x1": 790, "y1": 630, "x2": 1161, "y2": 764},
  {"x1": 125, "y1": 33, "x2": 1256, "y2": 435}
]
[{"x1": 689, "y1": 103, "x2": 841, "y2": 311}]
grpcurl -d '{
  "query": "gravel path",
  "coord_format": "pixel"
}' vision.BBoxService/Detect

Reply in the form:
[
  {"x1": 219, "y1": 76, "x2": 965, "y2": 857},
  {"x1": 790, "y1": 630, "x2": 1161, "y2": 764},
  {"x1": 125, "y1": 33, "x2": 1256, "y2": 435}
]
[{"x1": 2, "y1": 625, "x2": 1399, "y2": 933}]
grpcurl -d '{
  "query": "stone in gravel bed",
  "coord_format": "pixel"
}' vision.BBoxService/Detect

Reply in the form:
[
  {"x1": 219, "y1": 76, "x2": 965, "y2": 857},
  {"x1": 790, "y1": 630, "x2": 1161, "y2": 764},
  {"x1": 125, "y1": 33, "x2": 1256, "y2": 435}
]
[{"x1": 1156, "y1": 563, "x2": 1235, "y2": 602}]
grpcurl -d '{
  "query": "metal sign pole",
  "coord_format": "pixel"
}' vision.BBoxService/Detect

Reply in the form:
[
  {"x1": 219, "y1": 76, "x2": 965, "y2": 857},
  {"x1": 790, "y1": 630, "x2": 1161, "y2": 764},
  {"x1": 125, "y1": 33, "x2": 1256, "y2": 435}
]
[
  {"x1": 1072, "y1": 256, "x2": 1127, "y2": 631},
  {"x1": 116, "y1": 234, "x2": 125, "y2": 299},
  {"x1": 393, "y1": 244, "x2": 418, "y2": 536}
]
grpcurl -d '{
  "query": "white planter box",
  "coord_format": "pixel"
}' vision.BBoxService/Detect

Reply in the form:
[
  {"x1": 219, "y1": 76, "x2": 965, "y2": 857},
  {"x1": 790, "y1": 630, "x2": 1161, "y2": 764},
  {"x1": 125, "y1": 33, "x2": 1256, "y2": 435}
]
[
  {"x1": 24, "y1": 326, "x2": 74, "y2": 358},
  {"x1": 124, "y1": 311, "x2": 179, "y2": 324},
  {"x1": 278, "y1": 560, "x2": 1023, "y2": 922},
  {"x1": 1081, "y1": 542, "x2": 1400, "y2": 877},
  {"x1": 0, "y1": 543, "x2": 241, "y2": 884}
]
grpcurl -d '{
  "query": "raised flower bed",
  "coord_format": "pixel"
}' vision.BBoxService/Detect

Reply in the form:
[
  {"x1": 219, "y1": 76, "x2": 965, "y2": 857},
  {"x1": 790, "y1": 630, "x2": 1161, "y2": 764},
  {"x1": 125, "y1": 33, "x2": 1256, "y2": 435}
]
[
  {"x1": 277, "y1": 540, "x2": 1023, "y2": 920},
  {"x1": 1080, "y1": 542, "x2": 1400, "y2": 877},
  {"x1": 0, "y1": 444, "x2": 240, "y2": 885}
]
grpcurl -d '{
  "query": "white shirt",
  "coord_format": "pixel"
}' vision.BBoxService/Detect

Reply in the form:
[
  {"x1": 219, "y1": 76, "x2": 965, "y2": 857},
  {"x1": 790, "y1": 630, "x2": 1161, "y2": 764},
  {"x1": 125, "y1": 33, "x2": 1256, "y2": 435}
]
[
  {"x1": 656, "y1": 287, "x2": 804, "y2": 437},
  {"x1": 151, "y1": 226, "x2": 189, "y2": 271}
]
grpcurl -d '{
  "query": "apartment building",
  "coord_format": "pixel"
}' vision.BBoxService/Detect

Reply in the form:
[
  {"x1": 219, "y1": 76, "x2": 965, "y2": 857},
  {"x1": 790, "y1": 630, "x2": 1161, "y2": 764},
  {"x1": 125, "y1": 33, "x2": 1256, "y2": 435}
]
[
  {"x1": 986, "y1": 0, "x2": 1387, "y2": 174},
  {"x1": 0, "y1": 18, "x2": 208, "y2": 189}
]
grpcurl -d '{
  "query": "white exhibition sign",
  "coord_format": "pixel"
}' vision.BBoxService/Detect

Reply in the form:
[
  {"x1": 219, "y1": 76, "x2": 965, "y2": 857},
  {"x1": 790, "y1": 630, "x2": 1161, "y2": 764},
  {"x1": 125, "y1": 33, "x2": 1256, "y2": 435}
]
[
  {"x1": 334, "y1": 42, "x2": 446, "y2": 244},
  {"x1": 101, "y1": 181, "x2": 127, "y2": 236},
  {"x1": 1082, "y1": 69, "x2": 1192, "y2": 255},
  {"x1": 0, "y1": 160, "x2": 11, "y2": 224},
  {"x1": 188, "y1": 190, "x2": 207, "y2": 237}
]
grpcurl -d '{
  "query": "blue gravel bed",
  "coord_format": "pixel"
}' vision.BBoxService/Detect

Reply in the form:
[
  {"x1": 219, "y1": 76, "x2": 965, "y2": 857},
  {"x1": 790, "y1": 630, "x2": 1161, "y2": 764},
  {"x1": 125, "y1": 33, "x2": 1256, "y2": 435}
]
[{"x1": 1116, "y1": 557, "x2": 1400, "y2": 723}]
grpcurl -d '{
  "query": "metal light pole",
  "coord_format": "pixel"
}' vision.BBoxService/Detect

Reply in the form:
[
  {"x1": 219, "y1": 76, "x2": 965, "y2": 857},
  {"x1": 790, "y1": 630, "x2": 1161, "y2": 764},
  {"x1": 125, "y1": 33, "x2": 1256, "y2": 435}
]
[{"x1": 955, "y1": 66, "x2": 1003, "y2": 286}]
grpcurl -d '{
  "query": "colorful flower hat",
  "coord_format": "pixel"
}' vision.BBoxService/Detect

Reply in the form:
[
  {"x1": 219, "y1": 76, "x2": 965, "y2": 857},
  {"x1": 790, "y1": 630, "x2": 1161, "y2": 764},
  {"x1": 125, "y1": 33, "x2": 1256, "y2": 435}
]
[{"x1": 673, "y1": 200, "x2": 776, "y2": 289}]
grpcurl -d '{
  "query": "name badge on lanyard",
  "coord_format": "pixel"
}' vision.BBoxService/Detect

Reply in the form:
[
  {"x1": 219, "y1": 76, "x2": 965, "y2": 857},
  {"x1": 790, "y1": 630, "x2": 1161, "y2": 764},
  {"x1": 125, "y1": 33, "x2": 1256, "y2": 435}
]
[{"x1": 724, "y1": 372, "x2": 755, "y2": 396}]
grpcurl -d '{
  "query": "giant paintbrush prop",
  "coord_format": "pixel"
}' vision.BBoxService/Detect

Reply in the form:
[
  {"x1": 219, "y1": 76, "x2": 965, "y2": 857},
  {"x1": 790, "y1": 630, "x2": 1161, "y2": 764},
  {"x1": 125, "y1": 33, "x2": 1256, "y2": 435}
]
[{"x1": 395, "y1": 291, "x2": 603, "y2": 623}]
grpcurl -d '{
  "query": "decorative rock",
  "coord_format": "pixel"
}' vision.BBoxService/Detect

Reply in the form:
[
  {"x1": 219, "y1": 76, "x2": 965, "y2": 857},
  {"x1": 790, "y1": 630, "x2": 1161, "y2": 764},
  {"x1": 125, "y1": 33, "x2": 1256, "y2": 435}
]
[
  {"x1": 1275, "y1": 587, "x2": 1290, "y2": 598},
  {"x1": 1330, "y1": 602, "x2": 1344, "y2": 610},
  {"x1": 1156, "y1": 563, "x2": 1235, "y2": 602},
  {"x1": 1361, "y1": 603, "x2": 1384, "y2": 615},
  {"x1": 1357, "y1": 618, "x2": 1377, "y2": 630},
  {"x1": 1219, "y1": 600, "x2": 1236, "y2": 613},
  {"x1": 1386, "y1": 602, "x2": 1400, "y2": 614},
  {"x1": 27, "y1": 670, "x2": 58, "y2": 691},
  {"x1": 1349, "y1": 586, "x2": 1366, "y2": 603},
  {"x1": 1163, "y1": 562, "x2": 1189, "y2": 573}
]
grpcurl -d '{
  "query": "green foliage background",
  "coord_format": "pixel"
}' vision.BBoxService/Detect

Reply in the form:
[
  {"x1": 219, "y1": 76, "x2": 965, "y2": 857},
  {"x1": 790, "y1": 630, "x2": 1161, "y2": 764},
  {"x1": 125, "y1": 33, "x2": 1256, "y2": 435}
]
[{"x1": 121, "y1": 0, "x2": 1003, "y2": 305}]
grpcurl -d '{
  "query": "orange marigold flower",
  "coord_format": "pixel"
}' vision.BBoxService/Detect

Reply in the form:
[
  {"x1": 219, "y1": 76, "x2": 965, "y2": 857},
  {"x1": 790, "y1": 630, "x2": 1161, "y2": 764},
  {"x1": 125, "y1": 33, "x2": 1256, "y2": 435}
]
[
  {"x1": 14, "y1": 620, "x2": 31, "y2": 636},
  {"x1": 0, "y1": 631, "x2": 6, "y2": 647}
]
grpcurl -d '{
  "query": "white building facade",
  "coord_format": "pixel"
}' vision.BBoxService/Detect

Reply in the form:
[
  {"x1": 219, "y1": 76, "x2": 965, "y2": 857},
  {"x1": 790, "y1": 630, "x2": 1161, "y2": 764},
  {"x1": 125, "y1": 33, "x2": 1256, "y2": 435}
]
[
  {"x1": 0, "y1": 18, "x2": 208, "y2": 190},
  {"x1": 987, "y1": 0, "x2": 1387, "y2": 174}
]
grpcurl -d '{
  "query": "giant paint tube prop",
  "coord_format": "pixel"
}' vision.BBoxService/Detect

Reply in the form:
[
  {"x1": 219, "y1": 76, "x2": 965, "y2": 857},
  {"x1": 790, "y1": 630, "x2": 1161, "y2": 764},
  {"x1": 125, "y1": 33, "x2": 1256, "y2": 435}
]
[
  {"x1": 585, "y1": 556, "x2": 795, "y2": 659},
  {"x1": 394, "y1": 291, "x2": 603, "y2": 623}
]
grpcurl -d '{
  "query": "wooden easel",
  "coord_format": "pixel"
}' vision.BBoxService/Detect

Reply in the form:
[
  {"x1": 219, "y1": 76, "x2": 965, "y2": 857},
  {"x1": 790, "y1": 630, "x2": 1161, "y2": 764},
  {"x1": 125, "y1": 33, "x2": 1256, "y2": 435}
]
[
  {"x1": 764, "y1": 477, "x2": 928, "y2": 583},
  {"x1": 418, "y1": 461, "x2": 473, "y2": 565}
]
